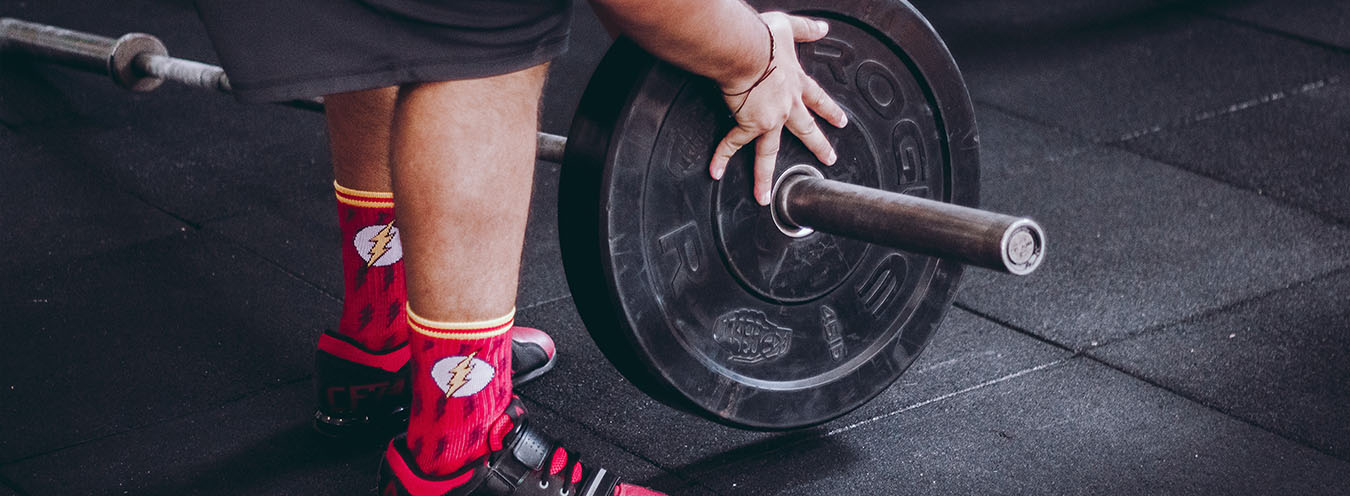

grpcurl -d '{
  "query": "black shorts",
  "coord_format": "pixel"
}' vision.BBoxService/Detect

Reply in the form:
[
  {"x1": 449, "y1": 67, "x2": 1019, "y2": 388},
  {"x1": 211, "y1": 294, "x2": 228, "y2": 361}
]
[{"x1": 194, "y1": 0, "x2": 572, "y2": 103}]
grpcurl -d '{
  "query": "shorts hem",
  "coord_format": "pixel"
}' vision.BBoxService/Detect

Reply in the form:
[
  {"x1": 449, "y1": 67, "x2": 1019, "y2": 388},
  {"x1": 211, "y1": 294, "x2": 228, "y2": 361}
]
[{"x1": 229, "y1": 34, "x2": 568, "y2": 103}]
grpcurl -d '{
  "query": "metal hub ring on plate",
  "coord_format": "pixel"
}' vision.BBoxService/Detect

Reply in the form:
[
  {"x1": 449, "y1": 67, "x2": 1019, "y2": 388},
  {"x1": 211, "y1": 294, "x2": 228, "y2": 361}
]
[{"x1": 560, "y1": 0, "x2": 979, "y2": 430}]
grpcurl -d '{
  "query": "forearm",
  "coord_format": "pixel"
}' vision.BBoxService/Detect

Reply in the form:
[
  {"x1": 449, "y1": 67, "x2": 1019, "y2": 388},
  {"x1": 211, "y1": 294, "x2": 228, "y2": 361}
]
[{"x1": 587, "y1": 0, "x2": 769, "y2": 90}]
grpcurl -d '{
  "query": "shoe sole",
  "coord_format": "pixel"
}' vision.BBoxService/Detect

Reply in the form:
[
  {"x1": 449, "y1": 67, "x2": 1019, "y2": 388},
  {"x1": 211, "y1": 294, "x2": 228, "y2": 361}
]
[{"x1": 512, "y1": 352, "x2": 557, "y2": 387}]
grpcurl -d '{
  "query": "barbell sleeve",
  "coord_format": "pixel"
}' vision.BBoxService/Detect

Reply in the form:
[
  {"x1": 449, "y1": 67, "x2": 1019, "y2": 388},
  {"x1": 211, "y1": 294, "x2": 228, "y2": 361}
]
[
  {"x1": 0, "y1": 17, "x2": 168, "y2": 91},
  {"x1": 776, "y1": 174, "x2": 1046, "y2": 275},
  {"x1": 135, "y1": 52, "x2": 229, "y2": 93}
]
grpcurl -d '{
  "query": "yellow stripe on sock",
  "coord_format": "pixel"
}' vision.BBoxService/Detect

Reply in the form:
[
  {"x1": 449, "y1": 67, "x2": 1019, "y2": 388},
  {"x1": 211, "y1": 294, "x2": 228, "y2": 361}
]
[
  {"x1": 407, "y1": 305, "x2": 515, "y2": 340},
  {"x1": 334, "y1": 181, "x2": 395, "y2": 200},
  {"x1": 335, "y1": 193, "x2": 395, "y2": 208}
]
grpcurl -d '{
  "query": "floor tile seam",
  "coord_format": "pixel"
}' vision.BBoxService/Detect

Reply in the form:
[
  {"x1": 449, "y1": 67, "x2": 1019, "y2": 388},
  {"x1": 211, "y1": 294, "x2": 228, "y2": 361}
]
[
  {"x1": 1083, "y1": 262, "x2": 1350, "y2": 353},
  {"x1": 513, "y1": 392, "x2": 729, "y2": 496},
  {"x1": 518, "y1": 293, "x2": 573, "y2": 313},
  {"x1": 196, "y1": 228, "x2": 343, "y2": 303},
  {"x1": 964, "y1": 98, "x2": 1350, "y2": 236},
  {"x1": 14, "y1": 118, "x2": 265, "y2": 231},
  {"x1": 0, "y1": 374, "x2": 311, "y2": 466},
  {"x1": 970, "y1": 100, "x2": 1099, "y2": 150},
  {"x1": 1090, "y1": 79, "x2": 1350, "y2": 231},
  {"x1": 1098, "y1": 137, "x2": 1350, "y2": 228},
  {"x1": 824, "y1": 357, "x2": 1072, "y2": 438},
  {"x1": 3, "y1": 129, "x2": 200, "y2": 231},
  {"x1": 1189, "y1": 6, "x2": 1350, "y2": 56},
  {"x1": 1080, "y1": 352, "x2": 1350, "y2": 464},
  {"x1": 59, "y1": 144, "x2": 207, "y2": 230},
  {"x1": 951, "y1": 302, "x2": 1078, "y2": 353},
  {"x1": 1108, "y1": 75, "x2": 1344, "y2": 144},
  {"x1": 3, "y1": 226, "x2": 195, "y2": 279},
  {"x1": 663, "y1": 358, "x2": 1076, "y2": 480},
  {"x1": 979, "y1": 76, "x2": 1347, "y2": 204}
]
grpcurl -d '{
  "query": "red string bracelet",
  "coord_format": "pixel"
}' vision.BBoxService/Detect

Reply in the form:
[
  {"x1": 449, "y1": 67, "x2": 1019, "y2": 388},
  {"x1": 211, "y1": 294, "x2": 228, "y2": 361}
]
[{"x1": 723, "y1": 18, "x2": 778, "y2": 115}]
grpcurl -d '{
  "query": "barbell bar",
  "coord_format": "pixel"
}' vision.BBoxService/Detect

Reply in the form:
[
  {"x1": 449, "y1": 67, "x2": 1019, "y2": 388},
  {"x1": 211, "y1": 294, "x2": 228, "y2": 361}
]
[{"x1": 0, "y1": 16, "x2": 1044, "y2": 275}]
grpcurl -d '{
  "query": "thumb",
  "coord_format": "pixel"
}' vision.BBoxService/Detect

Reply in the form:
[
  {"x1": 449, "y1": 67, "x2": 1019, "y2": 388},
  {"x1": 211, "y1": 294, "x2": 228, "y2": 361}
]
[{"x1": 785, "y1": 15, "x2": 829, "y2": 42}]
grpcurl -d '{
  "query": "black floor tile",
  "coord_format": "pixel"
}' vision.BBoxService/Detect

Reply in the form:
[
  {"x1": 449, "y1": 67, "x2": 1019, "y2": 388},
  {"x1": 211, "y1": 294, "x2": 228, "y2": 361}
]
[
  {"x1": 2, "y1": 2, "x2": 333, "y2": 224},
  {"x1": 202, "y1": 188, "x2": 343, "y2": 297},
  {"x1": 518, "y1": 161, "x2": 572, "y2": 310},
  {"x1": 674, "y1": 358, "x2": 1350, "y2": 495},
  {"x1": 919, "y1": 5, "x2": 1350, "y2": 142},
  {"x1": 1202, "y1": 0, "x2": 1350, "y2": 49},
  {"x1": 1118, "y1": 80, "x2": 1350, "y2": 224},
  {"x1": 514, "y1": 294, "x2": 1067, "y2": 473},
  {"x1": 3, "y1": 381, "x2": 379, "y2": 496},
  {"x1": 822, "y1": 310, "x2": 1071, "y2": 432},
  {"x1": 0, "y1": 136, "x2": 187, "y2": 274},
  {"x1": 19, "y1": 84, "x2": 331, "y2": 224},
  {"x1": 1091, "y1": 268, "x2": 1350, "y2": 460},
  {"x1": 0, "y1": 55, "x2": 80, "y2": 129},
  {"x1": 911, "y1": 0, "x2": 1174, "y2": 45},
  {"x1": 955, "y1": 106, "x2": 1350, "y2": 349},
  {"x1": 0, "y1": 474, "x2": 19, "y2": 496},
  {"x1": 0, "y1": 232, "x2": 336, "y2": 462},
  {"x1": 0, "y1": 379, "x2": 670, "y2": 496}
]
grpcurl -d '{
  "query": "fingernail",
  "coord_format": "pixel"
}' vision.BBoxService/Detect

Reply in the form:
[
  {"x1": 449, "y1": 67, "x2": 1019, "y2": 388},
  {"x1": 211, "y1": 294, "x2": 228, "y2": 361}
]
[
  {"x1": 711, "y1": 168, "x2": 723, "y2": 180},
  {"x1": 827, "y1": 151, "x2": 837, "y2": 164},
  {"x1": 758, "y1": 191, "x2": 770, "y2": 206},
  {"x1": 839, "y1": 114, "x2": 848, "y2": 127},
  {"x1": 816, "y1": 20, "x2": 828, "y2": 31}
]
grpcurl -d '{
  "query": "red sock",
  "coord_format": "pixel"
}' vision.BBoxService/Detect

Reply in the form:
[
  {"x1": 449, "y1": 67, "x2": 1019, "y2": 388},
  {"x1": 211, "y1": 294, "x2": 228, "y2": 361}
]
[
  {"x1": 406, "y1": 306, "x2": 514, "y2": 475},
  {"x1": 335, "y1": 182, "x2": 408, "y2": 352}
]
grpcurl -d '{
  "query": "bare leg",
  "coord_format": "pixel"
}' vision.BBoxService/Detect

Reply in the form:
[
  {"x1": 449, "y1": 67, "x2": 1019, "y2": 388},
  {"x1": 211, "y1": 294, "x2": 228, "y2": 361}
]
[
  {"x1": 326, "y1": 87, "x2": 398, "y2": 191},
  {"x1": 320, "y1": 87, "x2": 409, "y2": 354},
  {"x1": 388, "y1": 64, "x2": 547, "y2": 475},
  {"x1": 314, "y1": 76, "x2": 557, "y2": 440},
  {"x1": 392, "y1": 65, "x2": 547, "y2": 321}
]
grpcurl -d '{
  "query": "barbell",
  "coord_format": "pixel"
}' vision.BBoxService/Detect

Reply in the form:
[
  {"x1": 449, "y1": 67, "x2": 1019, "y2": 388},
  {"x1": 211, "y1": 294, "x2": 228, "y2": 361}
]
[{"x1": 1, "y1": 0, "x2": 1046, "y2": 430}]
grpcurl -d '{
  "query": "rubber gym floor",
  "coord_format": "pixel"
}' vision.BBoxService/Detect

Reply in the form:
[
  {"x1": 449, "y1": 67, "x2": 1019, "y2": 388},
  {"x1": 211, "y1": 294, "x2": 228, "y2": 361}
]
[{"x1": 1, "y1": 1, "x2": 1347, "y2": 494}]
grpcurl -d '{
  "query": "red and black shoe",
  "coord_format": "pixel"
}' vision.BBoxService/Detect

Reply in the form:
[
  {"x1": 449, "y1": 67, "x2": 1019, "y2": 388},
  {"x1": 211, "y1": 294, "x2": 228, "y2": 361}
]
[
  {"x1": 313, "y1": 328, "x2": 557, "y2": 438},
  {"x1": 509, "y1": 327, "x2": 557, "y2": 385},
  {"x1": 378, "y1": 398, "x2": 665, "y2": 496}
]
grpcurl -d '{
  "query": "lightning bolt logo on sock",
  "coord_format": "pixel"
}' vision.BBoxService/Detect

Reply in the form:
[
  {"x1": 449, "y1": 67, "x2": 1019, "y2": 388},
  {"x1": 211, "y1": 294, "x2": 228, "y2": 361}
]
[
  {"x1": 430, "y1": 353, "x2": 495, "y2": 398},
  {"x1": 354, "y1": 221, "x2": 403, "y2": 267}
]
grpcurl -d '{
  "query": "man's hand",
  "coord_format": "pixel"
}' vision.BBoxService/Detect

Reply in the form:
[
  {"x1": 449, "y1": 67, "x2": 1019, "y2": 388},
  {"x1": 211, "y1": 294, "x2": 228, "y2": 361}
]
[{"x1": 710, "y1": 12, "x2": 848, "y2": 206}]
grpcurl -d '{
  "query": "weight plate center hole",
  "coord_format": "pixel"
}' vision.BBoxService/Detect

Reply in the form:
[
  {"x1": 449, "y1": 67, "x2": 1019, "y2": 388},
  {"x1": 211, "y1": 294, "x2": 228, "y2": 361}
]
[{"x1": 771, "y1": 164, "x2": 825, "y2": 238}]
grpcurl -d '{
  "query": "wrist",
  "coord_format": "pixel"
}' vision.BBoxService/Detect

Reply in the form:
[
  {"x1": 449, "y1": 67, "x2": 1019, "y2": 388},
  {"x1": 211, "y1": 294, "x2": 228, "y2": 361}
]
[{"x1": 715, "y1": 17, "x2": 776, "y2": 94}]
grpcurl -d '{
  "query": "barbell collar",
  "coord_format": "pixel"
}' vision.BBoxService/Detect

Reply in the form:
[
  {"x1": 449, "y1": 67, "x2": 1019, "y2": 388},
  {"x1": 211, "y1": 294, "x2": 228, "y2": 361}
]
[{"x1": 776, "y1": 172, "x2": 1045, "y2": 275}]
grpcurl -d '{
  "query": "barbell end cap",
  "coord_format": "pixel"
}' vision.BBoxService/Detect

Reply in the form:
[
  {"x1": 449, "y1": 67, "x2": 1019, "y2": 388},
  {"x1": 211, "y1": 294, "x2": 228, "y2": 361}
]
[
  {"x1": 537, "y1": 132, "x2": 567, "y2": 163},
  {"x1": 1001, "y1": 218, "x2": 1046, "y2": 276},
  {"x1": 110, "y1": 33, "x2": 166, "y2": 92}
]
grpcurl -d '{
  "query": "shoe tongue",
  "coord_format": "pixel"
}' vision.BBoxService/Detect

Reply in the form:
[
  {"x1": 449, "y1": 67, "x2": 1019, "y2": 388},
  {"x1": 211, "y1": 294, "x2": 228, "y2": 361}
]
[
  {"x1": 488, "y1": 397, "x2": 530, "y2": 452},
  {"x1": 504, "y1": 397, "x2": 529, "y2": 420}
]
